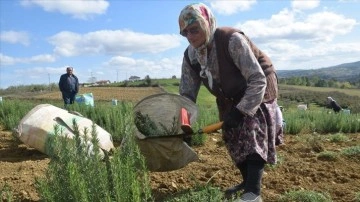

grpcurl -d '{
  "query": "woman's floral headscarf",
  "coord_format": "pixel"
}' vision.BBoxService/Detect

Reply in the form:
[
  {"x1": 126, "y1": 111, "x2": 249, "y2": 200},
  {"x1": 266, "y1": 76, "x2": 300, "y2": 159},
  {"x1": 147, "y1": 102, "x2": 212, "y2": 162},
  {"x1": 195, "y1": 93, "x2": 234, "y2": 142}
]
[
  {"x1": 179, "y1": 3, "x2": 217, "y2": 89},
  {"x1": 178, "y1": 3, "x2": 216, "y2": 47}
]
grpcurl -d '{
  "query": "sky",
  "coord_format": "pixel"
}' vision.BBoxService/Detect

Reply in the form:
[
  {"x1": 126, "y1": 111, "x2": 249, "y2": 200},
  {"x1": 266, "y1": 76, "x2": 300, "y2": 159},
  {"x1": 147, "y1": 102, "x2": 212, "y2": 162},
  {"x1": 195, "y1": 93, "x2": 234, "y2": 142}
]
[{"x1": 0, "y1": 0, "x2": 359, "y2": 89}]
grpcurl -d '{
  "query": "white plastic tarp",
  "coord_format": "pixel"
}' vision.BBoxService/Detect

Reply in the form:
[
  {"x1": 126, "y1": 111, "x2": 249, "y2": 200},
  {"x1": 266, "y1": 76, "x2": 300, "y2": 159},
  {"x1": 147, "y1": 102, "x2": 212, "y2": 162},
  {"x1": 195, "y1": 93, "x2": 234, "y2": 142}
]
[{"x1": 14, "y1": 104, "x2": 114, "y2": 158}]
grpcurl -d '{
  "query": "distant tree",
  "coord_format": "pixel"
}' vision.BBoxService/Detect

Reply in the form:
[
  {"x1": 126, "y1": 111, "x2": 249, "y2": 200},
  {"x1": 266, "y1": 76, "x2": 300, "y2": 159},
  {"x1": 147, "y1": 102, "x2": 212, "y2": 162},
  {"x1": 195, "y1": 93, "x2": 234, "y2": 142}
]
[
  {"x1": 279, "y1": 76, "x2": 359, "y2": 89},
  {"x1": 340, "y1": 82, "x2": 352, "y2": 89},
  {"x1": 172, "y1": 75, "x2": 177, "y2": 79},
  {"x1": 327, "y1": 79, "x2": 336, "y2": 88},
  {"x1": 294, "y1": 77, "x2": 302, "y2": 85},
  {"x1": 123, "y1": 80, "x2": 129, "y2": 87},
  {"x1": 315, "y1": 79, "x2": 327, "y2": 87},
  {"x1": 311, "y1": 76, "x2": 320, "y2": 86},
  {"x1": 356, "y1": 74, "x2": 360, "y2": 88},
  {"x1": 144, "y1": 75, "x2": 151, "y2": 86}
]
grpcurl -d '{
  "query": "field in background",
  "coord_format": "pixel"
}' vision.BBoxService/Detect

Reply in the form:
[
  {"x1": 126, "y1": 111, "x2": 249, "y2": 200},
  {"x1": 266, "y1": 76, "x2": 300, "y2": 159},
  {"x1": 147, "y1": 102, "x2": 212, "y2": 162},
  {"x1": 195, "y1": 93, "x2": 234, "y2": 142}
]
[
  {"x1": 279, "y1": 84, "x2": 360, "y2": 97},
  {"x1": 1, "y1": 82, "x2": 360, "y2": 202},
  {"x1": 33, "y1": 87, "x2": 164, "y2": 103}
]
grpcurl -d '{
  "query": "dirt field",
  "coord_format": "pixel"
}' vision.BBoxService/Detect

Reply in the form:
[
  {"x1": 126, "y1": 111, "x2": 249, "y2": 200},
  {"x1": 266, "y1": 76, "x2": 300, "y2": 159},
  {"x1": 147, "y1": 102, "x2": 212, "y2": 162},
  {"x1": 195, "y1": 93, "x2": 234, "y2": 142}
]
[
  {"x1": 1, "y1": 87, "x2": 360, "y2": 201},
  {"x1": 32, "y1": 86, "x2": 166, "y2": 102}
]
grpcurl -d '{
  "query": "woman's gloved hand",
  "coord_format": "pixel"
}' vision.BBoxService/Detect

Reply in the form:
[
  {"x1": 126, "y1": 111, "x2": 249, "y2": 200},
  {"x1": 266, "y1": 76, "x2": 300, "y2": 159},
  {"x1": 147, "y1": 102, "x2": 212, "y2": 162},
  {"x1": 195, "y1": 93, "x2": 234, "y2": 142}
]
[{"x1": 222, "y1": 107, "x2": 244, "y2": 131}]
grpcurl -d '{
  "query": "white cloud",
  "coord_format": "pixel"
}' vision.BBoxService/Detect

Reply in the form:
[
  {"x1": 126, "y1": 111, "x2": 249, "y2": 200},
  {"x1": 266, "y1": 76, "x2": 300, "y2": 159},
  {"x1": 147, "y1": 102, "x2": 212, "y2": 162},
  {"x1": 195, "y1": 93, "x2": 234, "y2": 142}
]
[
  {"x1": 20, "y1": 0, "x2": 109, "y2": 20},
  {"x1": 291, "y1": 0, "x2": 320, "y2": 11},
  {"x1": 266, "y1": 41, "x2": 360, "y2": 69},
  {"x1": 207, "y1": 0, "x2": 257, "y2": 15},
  {"x1": 236, "y1": 10, "x2": 357, "y2": 42},
  {"x1": 95, "y1": 71, "x2": 104, "y2": 75},
  {"x1": 0, "y1": 54, "x2": 16, "y2": 65},
  {"x1": 0, "y1": 31, "x2": 30, "y2": 46},
  {"x1": 102, "y1": 55, "x2": 182, "y2": 80},
  {"x1": 48, "y1": 30, "x2": 182, "y2": 57},
  {"x1": 105, "y1": 56, "x2": 137, "y2": 67},
  {"x1": 304, "y1": 11, "x2": 356, "y2": 41},
  {"x1": 14, "y1": 67, "x2": 57, "y2": 79},
  {"x1": 44, "y1": 67, "x2": 65, "y2": 75},
  {"x1": 28, "y1": 54, "x2": 56, "y2": 63},
  {"x1": 104, "y1": 56, "x2": 177, "y2": 71},
  {"x1": 0, "y1": 53, "x2": 56, "y2": 66},
  {"x1": 8, "y1": 66, "x2": 70, "y2": 86},
  {"x1": 231, "y1": 4, "x2": 359, "y2": 70}
]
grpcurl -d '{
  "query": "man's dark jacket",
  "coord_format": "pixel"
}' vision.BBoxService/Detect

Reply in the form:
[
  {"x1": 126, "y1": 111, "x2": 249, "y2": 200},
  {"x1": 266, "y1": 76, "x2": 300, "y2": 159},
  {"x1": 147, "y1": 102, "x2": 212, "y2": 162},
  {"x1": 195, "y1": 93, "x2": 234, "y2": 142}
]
[{"x1": 59, "y1": 73, "x2": 79, "y2": 93}]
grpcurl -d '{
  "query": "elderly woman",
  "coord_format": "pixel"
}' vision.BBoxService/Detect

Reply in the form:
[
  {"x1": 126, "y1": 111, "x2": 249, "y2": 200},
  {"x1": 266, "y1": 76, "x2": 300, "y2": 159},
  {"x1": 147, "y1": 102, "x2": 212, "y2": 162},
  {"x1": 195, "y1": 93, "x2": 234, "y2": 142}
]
[
  {"x1": 327, "y1": 97, "x2": 342, "y2": 113},
  {"x1": 178, "y1": 3, "x2": 281, "y2": 202}
]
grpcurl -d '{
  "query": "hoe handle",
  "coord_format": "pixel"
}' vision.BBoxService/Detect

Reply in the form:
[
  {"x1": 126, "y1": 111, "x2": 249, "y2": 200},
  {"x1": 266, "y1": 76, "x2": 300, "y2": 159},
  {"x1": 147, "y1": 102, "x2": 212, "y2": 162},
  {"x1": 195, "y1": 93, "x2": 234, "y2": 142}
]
[{"x1": 198, "y1": 121, "x2": 223, "y2": 134}]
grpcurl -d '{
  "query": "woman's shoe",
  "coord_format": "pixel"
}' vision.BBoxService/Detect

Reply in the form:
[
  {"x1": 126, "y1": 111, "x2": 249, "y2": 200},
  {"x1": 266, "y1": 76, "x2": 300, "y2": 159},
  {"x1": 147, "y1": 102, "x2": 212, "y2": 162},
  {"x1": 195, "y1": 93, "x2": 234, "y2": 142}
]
[
  {"x1": 224, "y1": 183, "x2": 245, "y2": 198},
  {"x1": 234, "y1": 192, "x2": 262, "y2": 202}
]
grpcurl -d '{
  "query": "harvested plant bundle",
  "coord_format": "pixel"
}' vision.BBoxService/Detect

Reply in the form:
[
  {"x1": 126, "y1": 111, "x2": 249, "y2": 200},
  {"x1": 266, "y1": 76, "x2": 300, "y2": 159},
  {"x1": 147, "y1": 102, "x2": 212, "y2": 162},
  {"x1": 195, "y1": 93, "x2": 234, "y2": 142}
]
[{"x1": 134, "y1": 111, "x2": 178, "y2": 137}]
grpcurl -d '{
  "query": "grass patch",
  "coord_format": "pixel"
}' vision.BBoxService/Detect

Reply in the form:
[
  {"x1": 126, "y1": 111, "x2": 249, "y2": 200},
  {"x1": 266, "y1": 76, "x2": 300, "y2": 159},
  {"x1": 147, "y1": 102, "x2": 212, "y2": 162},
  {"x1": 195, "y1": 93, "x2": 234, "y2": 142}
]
[
  {"x1": 304, "y1": 134, "x2": 325, "y2": 153},
  {"x1": 317, "y1": 151, "x2": 338, "y2": 161},
  {"x1": 0, "y1": 183, "x2": 14, "y2": 202},
  {"x1": 163, "y1": 185, "x2": 223, "y2": 202},
  {"x1": 266, "y1": 153, "x2": 285, "y2": 169},
  {"x1": 354, "y1": 192, "x2": 360, "y2": 202},
  {"x1": 341, "y1": 145, "x2": 360, "y2": 157},
  {"x1": 329, "y1": 133, "x2": 349, "y2": 143}
]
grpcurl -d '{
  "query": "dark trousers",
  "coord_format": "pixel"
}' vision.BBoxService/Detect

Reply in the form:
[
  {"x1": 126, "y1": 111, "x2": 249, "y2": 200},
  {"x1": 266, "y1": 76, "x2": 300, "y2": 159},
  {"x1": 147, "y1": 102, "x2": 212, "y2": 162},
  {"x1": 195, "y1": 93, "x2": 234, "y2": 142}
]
[
  {"x1": 237, "y1": 153, "x2": 265, "y2": 195},
  {"x1": 62, "y1": 91, "x2": 77, "y2": 108}
]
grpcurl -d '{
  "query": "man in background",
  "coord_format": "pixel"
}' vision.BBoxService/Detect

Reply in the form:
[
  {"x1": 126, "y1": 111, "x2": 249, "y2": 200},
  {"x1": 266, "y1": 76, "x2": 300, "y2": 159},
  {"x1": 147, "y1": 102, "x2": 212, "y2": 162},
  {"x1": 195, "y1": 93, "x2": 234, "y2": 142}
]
[{"x1": 59, "y1": 66, "x2": 79, "y2": 109}]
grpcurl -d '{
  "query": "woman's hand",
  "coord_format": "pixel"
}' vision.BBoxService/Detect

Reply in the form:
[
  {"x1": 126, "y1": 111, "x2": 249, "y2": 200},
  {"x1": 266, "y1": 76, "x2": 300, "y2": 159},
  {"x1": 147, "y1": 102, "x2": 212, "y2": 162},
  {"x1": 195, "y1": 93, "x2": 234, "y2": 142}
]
[{"x1": 222, "y1": 107, "x2": 244, "y2": 131}]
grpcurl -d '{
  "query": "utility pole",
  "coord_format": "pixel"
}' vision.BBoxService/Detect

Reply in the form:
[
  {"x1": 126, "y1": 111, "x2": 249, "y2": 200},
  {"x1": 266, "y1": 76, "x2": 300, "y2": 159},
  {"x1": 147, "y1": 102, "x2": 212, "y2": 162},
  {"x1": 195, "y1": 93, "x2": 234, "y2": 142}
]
[{"x1": 48, "y1": 73, "x2": 51, "y2": 91}]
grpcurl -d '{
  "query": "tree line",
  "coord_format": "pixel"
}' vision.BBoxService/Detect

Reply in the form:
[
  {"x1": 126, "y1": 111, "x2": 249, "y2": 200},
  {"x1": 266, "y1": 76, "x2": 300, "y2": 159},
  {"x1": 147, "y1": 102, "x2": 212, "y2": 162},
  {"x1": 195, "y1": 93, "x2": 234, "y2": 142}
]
[{"x1": 278, "y1": 76, "x2": 360, "y2": 89}]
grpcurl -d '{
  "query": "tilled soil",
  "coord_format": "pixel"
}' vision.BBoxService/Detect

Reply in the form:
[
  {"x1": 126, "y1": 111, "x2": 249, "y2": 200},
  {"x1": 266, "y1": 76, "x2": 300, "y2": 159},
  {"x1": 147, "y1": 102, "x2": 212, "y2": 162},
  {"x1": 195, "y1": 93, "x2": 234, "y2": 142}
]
[{"x1": 1, "y1": 126, "x2": 359, "y2": 202}]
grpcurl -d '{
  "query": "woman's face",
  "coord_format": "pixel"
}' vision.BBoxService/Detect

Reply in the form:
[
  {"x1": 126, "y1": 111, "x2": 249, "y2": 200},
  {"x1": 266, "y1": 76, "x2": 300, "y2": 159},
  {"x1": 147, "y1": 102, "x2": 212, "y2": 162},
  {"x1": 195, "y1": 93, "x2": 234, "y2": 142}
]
[{"x1": 181, "y1": 22, "x2": 206, "y2": 48}]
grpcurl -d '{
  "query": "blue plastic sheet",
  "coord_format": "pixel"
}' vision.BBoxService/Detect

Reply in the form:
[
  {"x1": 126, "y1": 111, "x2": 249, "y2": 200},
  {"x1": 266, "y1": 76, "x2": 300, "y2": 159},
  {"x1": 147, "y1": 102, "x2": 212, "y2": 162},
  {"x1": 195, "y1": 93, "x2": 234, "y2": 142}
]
[{"x1": 75, "y1": 93, "x2": 94, "y2": 107}]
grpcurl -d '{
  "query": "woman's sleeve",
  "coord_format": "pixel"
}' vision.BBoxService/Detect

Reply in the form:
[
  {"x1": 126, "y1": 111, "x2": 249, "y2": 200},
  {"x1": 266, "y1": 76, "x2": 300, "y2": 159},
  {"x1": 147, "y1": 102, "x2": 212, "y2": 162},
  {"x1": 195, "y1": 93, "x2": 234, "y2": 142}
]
[
  {"x1": 179, "y1": 57, "x2": 202, "y2": 103},
  {"x1": 228, "y1": 33, "x2": 267, "y2": 116}
]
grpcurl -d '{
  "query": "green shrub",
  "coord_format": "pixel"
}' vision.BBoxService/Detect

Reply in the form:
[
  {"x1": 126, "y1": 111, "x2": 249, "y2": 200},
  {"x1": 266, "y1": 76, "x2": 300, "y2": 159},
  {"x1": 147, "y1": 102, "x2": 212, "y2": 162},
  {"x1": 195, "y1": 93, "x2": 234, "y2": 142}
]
[
  {"x1": 329, "y1": 133, "x2": 349, "y2": 142},
  {"x1": 317, "y1": 151, "x2": 338, "y2": 161},
  {"x1": 283, "y1": 110, "x2": 310, "y2": 134},
  {"x1": 354, "y1": 192, "x2": 360, "y2": 202},
  {"x1": 283, "y1": 110, "x2": 360, "y2": 135},
  {"x1": 191, "y1": 105, "x2": 220, "y2": 146},
  {"x1": 304, "y1": 134, "x2": 324, "y2": 153},
  {"x1": 0, "y1": 183, "x2": 14, "y2": 202},
  {"x1": 267, "y1": 153, "x2": 285, "y2": 170},
  {"x1": 341, "y1": 145, "x2": 360, "y2": 157},
  {"x1": 0, "y1": 99, "x2": 36, "y2": 130},
  {"x1": 36, "y1": 120, "x2": 152, "y2": 202},
  {"x1": 53, "y1": 101, "x2": 134, "y2": 142}
]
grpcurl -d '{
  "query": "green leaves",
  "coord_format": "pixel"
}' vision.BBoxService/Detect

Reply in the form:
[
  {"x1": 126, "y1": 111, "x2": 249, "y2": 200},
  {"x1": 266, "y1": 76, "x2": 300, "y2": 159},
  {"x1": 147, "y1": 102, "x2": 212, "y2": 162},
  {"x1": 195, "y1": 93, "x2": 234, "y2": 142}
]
[{"x1": 134, "y1": 111, "x2": 178, "y2": 137}]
